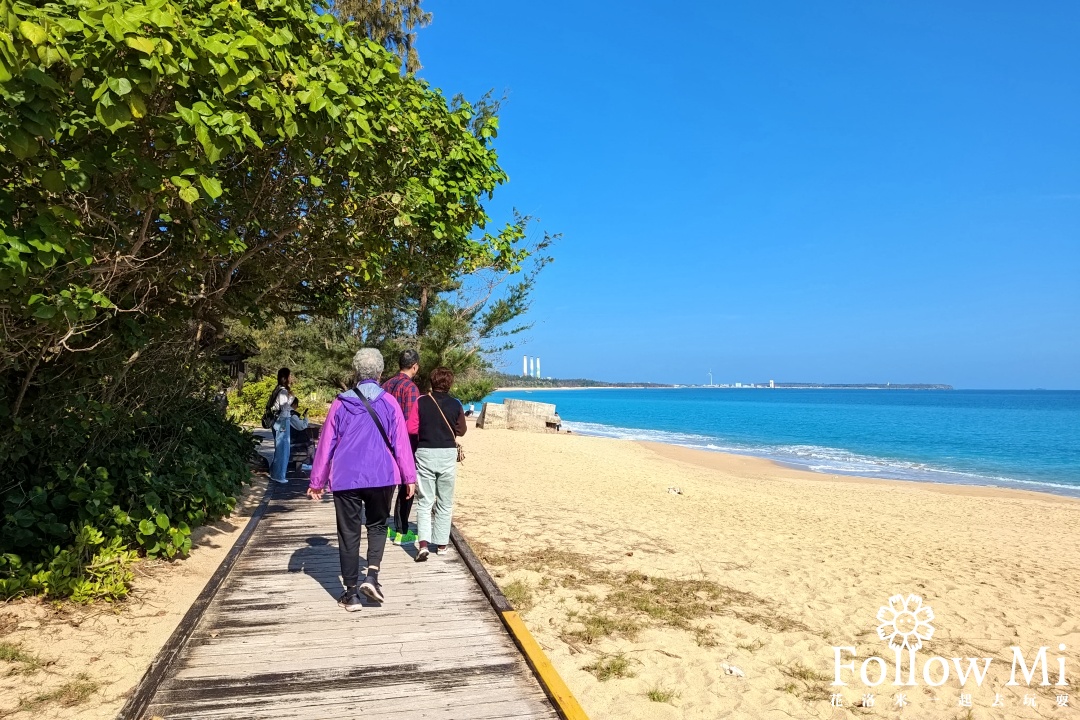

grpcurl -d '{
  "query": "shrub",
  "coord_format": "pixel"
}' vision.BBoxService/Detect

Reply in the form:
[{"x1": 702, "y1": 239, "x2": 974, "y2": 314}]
[
  {"x1": 226, "y1": 376, "x2": 279, "y2": 427},
  {"x1": 0, "y1": 398, "x2": 252, "y2": 601},
  {"x1": 452, "y1": 377, "x2": 496, "y2": 404}
]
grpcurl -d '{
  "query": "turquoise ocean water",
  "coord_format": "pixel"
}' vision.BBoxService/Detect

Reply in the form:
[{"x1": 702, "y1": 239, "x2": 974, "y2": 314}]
[{"x1": 484, "y1": 389, "x2": 1080, "y2": 498}]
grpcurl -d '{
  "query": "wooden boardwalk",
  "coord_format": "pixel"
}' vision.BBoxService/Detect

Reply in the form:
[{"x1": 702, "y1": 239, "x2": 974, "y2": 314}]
[{"x1": 140, "y1": 440, "x2": 560, "y2": 719}]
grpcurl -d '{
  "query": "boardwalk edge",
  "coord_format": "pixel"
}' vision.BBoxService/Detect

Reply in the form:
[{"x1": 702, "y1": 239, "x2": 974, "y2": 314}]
[
  {"x1": 450, "y1": 524, "x2": 590, "y2": 720},
  {"x1": 116, "y1": 477, "x2": 273, "y2": 720}
]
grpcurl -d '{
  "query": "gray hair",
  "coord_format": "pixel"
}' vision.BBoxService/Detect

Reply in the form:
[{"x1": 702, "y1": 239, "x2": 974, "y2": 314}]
[{"x1": 352, "y1": 348, "x2": 385, "y2": 382}]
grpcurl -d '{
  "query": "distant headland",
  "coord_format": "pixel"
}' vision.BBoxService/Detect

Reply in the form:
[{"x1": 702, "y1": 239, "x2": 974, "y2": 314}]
[{"x1": 488, "y1": 372, "x2": 953, "y2": 391}]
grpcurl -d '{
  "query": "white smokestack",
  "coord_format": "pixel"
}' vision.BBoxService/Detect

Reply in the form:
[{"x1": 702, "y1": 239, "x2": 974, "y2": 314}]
[
  {"x1": 523, "y1": 355, "x2": 528, "y2": 377},
  {"x1": 536, "y1": 357, "x2": 541, "y2": 378}
]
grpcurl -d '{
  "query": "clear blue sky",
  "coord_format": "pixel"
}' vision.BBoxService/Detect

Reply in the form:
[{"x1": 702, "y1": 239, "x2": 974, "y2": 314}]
[{"x1": 418, "y1": 1, "x2": 1079, "y2": 389}]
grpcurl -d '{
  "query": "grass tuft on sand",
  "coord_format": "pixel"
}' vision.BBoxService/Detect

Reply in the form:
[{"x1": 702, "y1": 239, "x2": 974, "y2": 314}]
[
  {"x1": 646, "y1": 684, "x2": 679, "y2": 703},
  {"x1": 502, "y1": 579, "x2": 534, "y2": 611},
  {"x1": 776, "y1": 660, "x2": 832, "y2": 701},
  {"x1": 561, "y1": 610, "x2": 641, "y2": 645},
  {"x1": 480, "y1": 546, "x2": 809, "y2": 645},
  {"x1": 0, "y1": 642, "x2": 45, "y2": 674},
  {"x1": 582, "y1": 653, "x2": 636, "y2": 681},
  {"x1": 18, "y1": 673, "x2": 100, "y2": 710}
]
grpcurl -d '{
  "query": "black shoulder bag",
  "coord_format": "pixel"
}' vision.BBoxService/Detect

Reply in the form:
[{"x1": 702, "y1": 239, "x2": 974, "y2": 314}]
[{"x1": 261, "y1": 385, "x2": 282, "y2": 430}]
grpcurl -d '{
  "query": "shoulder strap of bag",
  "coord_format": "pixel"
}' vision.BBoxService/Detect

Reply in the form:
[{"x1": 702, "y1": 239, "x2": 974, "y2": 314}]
[
  {"x1": 265, "y1": 385, "x2": 281, "y2": 413},
  {"x1": 427, "y1": 393, "x2": 457, "y2": 436},
  {"x1": 357, "y1": 388, "x2": 396, "y2": 459}
]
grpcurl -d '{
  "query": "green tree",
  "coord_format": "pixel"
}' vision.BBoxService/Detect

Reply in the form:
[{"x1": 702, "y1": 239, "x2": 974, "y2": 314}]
[
  {"x1": 0, "y1": 0, "x2": 533, "y2": 599},
  {"x1": 0, "y1": 0, "x2": 526, "y2": 418}
]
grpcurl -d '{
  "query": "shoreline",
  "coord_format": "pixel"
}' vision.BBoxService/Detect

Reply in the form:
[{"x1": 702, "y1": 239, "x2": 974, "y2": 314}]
[
  {"x1": 494, "y1": 386, "x2": 956, "y2": 391},
  {"x1": 454, "y1": 428, "x2": 1080, "y2": 719},
  {"x1": 558, "y1": 423, "x2": 1080, "y2": 502},
  {"x1": 639, "y1": 440, "x2": 1080, "y2": 505}
]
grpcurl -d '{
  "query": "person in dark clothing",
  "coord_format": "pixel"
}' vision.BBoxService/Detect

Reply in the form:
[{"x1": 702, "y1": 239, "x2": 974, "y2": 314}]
[
  {"x1": 413, "y1": 366, "x2": 467, "y2": 561},
  {"x1": 381, "y1": 349, "x2": 421, "y2": 544}
]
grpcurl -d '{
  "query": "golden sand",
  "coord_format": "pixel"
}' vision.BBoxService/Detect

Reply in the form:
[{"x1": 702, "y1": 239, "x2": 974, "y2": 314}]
[
  {"x1": 0, "y1": 485, "x2": 261, "y2": 719},
  {"x1": 454, "y1": 427, "x2": 1080, "y2": 719}
]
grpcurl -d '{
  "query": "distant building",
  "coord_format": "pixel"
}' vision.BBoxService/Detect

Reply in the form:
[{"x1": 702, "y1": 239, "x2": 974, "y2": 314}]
[
  {"x1": 735, "y1": 382, "x2": 742, "y2": 388},
  {"x1": 770, "y1": 379, "x2": 775, "y2": 389}
]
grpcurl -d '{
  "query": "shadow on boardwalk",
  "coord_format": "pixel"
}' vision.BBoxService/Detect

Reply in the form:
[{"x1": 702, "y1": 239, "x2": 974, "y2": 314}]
[{"x1": 139, "y1": 442, "x2": 558, "y2": 719}]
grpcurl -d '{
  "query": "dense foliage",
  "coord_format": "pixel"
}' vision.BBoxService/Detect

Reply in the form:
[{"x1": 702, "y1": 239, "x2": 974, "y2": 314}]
[
  {"x1": 0, "y1": 0, "x2": 534, "y2": 599},
  {"x1": 0, "y1": 399, "x2": 251, "y2": 600}
]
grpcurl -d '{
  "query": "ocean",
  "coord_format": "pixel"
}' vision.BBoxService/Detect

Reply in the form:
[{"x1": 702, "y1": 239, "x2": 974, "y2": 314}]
[{"x1": 483, "y1": 388, "x2": 1080, "y2": 498}]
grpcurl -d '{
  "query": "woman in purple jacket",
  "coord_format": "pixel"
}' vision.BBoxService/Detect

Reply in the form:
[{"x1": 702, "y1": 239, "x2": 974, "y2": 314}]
[{"x1": 307, "y1": 348, "x2": 417, "y2": 612}]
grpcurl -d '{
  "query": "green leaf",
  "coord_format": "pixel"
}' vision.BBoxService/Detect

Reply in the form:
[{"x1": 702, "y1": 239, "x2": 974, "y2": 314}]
[
  {"x1": 24, "y1": 67, "x2": 61, "y2": 91},
  {"x1": 107, "y1": 77, "x2": 132, "y2": 96},
  {"x1": 178, "y1": 186, "x2": 199, "y2": 203},
  {"x1": 155, "y1": 513, "x2": 169, "y2": 529},
  {"x1": 175, "y1": 102, "x2": 198, "y2": 125},
  {"x1": 38, "y1": 46, "x2": 64, "y2": 68},
  {"x1": 127, "y1": 95, "x2": 147, "y2": 119},
  {"x1": 41, "y1": 170, "x2": 66, "y2": 192},
  {"x1": 368, "y1": 68, "x2": 384, "y2": 85},
  {"x1": 7, "y1": 129, "x2": 38, "y2": 160},
  {"x1": 31, "y1": 303, "x2": 56, "y2": 319},
  {"x1": 309, "y1": 176, "x2": 323, "y2": 187},
  {"x1": 125, "y1": 36, "x2": 156, "y2": 55},
  {"x1": 55, "y1": 18, "x2": 85, "y2": 34},
  {"x1": 96, "y1": 101, "x2": 133, "y2": 132},
  {"x1": 138, "y1": 519, "x2": 155, "y2": 535},
  {"x1": 102, "y1": 14, "x2": 126, "y2": 42},
  {"x1": 18, "y1": 21, "x2": 48, "y2": 47},
  {"x1": 199, "y1": 176, "x2": 223, "y2": 199},
  {"x1": 147, "y1": 9, "x2": 175, "y2": 28}
]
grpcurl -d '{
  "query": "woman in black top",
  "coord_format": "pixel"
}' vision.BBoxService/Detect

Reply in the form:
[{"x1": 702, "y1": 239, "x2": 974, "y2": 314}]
[{"x1": 413, "y1": 367, "x2": 467, "y2": 561}]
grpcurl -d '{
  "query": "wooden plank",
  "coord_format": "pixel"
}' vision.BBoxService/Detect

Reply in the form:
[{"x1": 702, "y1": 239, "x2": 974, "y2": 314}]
[
  {"x1": 139, "y1": 436, "x2": 559, "y2": 720},
  {"x1": 159, "y1": 692, "x2": 554, "y2": 720},
  {"x1": 115, "y1": 481, "x2": 272, "y2": 720},
  {"x1": 155, "y1": 672, "x2": 544, "y2": 709}
]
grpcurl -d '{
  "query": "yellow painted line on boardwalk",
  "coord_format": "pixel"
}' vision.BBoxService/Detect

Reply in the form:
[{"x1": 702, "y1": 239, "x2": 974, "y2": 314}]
[
  {"x1": 450, "y1": 525, "x2": 589, "y2": 720},
  {"x1": 500, "y1": 610, "x2": 590, "y2": 720}
]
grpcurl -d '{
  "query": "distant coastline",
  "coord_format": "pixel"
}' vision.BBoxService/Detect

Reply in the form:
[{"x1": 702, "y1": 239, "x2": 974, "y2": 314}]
[
  {"x1": 488, "y1": 371, "x2": 952, "y2": 391},
  {"x1": 495, "y1": 383, "x2": 954, "y2": 391}
]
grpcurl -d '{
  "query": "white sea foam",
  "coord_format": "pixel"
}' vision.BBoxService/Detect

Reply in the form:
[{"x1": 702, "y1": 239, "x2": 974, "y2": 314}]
[{"x1": 564, "y1": 421, "x2": 1080, "y2": 498}]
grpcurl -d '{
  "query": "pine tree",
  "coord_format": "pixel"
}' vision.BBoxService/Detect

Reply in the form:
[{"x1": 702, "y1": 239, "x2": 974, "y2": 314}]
[{"x1": 333, "y1": 0, "x2": 432, "y2": 72}]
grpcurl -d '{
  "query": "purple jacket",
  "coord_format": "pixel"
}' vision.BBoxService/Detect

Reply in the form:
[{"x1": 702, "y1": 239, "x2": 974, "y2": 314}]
[{"x1": 309, "y1": 380, "x2": 417, "y2": 492}]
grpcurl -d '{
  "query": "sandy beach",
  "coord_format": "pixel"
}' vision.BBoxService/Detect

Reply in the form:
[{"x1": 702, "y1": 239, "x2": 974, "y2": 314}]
[
  {"x1": 454, "y1": 427, "x2": 1080, "y2": 719},
  {"x1": 0, "y1": 483, "x2": 262, "y2": 719}
]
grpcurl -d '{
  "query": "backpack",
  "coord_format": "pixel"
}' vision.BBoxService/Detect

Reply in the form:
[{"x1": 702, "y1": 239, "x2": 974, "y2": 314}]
[{"x1": 261, "y1": 385, "x2": 283, "y2": 429}]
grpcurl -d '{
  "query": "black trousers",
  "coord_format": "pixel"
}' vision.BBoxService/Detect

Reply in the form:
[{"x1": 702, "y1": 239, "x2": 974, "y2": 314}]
[
  {"x1": 333, "y1": 486, "x2": 394, "y2": 588},
  {"x1": 394, "y1": 487, "x2": 414, "y2": 534}
]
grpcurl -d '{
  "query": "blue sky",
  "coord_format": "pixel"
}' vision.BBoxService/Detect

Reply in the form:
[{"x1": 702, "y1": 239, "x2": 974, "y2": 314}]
[{"x1": 418, "y1": 1, "x2": 1079, "y2": 389}]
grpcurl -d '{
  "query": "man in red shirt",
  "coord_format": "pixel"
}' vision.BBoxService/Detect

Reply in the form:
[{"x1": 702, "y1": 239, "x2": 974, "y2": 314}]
[{"x1": 382, "y1": 349, "x2": 420, "y2": 543}]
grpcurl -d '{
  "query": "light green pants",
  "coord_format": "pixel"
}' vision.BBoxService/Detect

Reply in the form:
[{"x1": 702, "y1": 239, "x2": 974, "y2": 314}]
[{"x1": 415, "y1": 447, "x2": 458, "y2": 546}]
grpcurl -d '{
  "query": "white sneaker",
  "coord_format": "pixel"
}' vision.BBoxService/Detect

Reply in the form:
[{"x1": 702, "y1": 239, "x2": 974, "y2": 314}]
[
  {"x1": 271, "y1": 477, "x2": 288, "y2": 484},
  {"x1": 415, "y1": 546, "x2": 429, "y2": 562}
]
